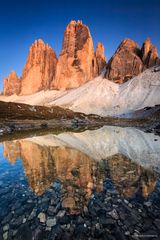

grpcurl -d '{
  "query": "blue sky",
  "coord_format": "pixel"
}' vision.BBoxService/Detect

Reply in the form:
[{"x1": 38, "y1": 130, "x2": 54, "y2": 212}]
[{"x1": 0, "y1": 0, "x2": 160, "y2": 91}]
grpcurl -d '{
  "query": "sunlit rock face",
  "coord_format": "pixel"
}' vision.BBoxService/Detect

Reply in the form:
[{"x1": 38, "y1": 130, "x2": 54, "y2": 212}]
[
  {"x1": 141, "y1": 38, "x2": 159, "y2": 68},
  {"x1": 20, "y1": 39, "x2": 57, "y2": 95},
  {"x1": 95, "y1": 42, "x2": 107, "y2": 74},
  {"x1": 53, "y1": 20, "x2": 98, "y2": 90},
  {"x1": 106, "y1": 154, "x2": 157, "y2": 199},
  {"x1": 105, "y1": 39, "x2": 143, "y2": 83},
  {"x1": 2, "y1": 70, "x2": 20, "y2": 96}
]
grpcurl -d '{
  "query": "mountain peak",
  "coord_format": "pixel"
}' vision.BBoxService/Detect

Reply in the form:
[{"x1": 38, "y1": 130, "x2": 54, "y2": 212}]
[
  {"x1": 53, "y1": 20, "x2": 98, "y2": 89},
  {"x1": 3, "y1": 70, "x2": 20, "y2": 96},
  {"x1": 69, "y1": 20, "x2": 83, "y2": 25},
  {"x1": 20, "y1": 39, "x2": 58, "y2": 95},
  {"x1": 141, "y1": 38, "x2": 159, "y2": 68},
  {"x1": 105, "y1": 38, "x2": 142, "y2": 83}
]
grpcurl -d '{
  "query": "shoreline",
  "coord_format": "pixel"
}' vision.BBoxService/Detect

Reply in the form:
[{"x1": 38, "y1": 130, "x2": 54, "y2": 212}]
[{"x1": 0, "y1": 117, "x2": 159, "y2": 142}]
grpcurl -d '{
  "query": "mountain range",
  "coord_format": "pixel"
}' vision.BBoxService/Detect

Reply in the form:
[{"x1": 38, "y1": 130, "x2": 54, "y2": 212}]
[{"x1": 1, "y1": 20, "x2": 160, "y2": 117}]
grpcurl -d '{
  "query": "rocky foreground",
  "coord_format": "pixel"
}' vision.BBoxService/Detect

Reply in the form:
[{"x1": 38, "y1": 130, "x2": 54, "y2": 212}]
[{"x1": 0, "y1": 100, "x2": 159, "y2": 139}]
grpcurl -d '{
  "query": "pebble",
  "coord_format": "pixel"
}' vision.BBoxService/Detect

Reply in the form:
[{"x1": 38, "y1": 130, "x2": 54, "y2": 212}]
[
  {"x1": 108, "y1": 209, "x2": 119, "y2": 220},
  {"x1": 125, "y1": 231, "x2": 130, "y2": 236},
  {"x1": 83, "y1": 206, "x2": 88, "y2": 214},
  {"x1": 62, "y1": 197, "x2": 76, "y2": 209},
  {"x1": 154, "y1": 219, "x2": 160, "y2": 230},
  {"x1": 124, "y1": 199, "x2": 129, "y2": 204},
  {"x1": 46, "y1": 218, "x2": 57, "y2": 227},
  {"x1": 45, "y1": 226, "x2": 51, "y2": 231},
  {"x1": 38, "y1": 212, "x2": 46, "y2": 223},
  {"x1": 3, "y1": 231, "x2": 8, "y2": 240},
  {"x1": 47, "y1": 206, "x2": 55, "y2": 215},
  {"x1": 144, "y1": 201, "x2": 152, "y2": 207},
  {"x1": 12, "y1": 230, "x2": 18, "y2": 237},
  {"x1": 23, "y1": 218, "x2": 27, "y2": 223},
  {"x1": 3, "y1": 224, "x2": 9, "y2": 232},
  {"x1": 57, "y1": 210, "x2": 65, "y2": 218}
]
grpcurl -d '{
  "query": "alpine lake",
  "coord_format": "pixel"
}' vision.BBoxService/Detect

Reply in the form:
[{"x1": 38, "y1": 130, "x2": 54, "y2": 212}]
[{"x1": 0, "y1": 125, "x2": 160, "y2": 240}]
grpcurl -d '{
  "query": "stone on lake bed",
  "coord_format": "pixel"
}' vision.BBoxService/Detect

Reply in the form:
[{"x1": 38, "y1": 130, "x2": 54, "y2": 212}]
[
  {"x1": 154, "y1": 219, "x2": 160, "y2": 230},
  {"x1": 57, "y1": 210, "x2": 66, "y2": 218},
  {"x1": 3, "y1": 231, "x2": 8, "y2": 240},
  {"x1": 62, "y1": 197, "x2": 76, "y2": 209},
  {"x1": 46, "y1": 218, "x2": 56, "y2": 227},
  {"x1": 3, "y1": 224, "x2": 9, "y2": 232},
  {"x1": 108, "y1": 209, "x2": 119, "y2": 220},
  {"x1": 38, "y1": 212, "x2": 46, "y2": 223},
  {"x1": 144, "y1": 201, "x2": 152, "y2": 207}
]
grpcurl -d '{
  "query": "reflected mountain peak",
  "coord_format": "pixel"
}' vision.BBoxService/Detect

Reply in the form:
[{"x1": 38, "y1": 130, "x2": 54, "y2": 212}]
[{"x1": 1, "y1": 126, "x2": 160, "y2": 214}]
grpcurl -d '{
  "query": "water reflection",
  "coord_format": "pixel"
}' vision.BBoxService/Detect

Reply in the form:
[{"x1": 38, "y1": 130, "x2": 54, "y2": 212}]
[
  {"x1": 2, "y1": 126, "x2": 160, "y2": 211},
  {"x1": 3, "y1": 140, "x2": 105, "y2": 214},
  {"x1": 0, "y1": 126, "x2": 160, "y2": 239}
]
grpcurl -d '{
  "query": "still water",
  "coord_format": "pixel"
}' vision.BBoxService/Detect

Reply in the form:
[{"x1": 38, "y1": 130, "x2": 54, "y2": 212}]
[{"x1": 0, "y1": 126, "x2": 160, "y2": 240}]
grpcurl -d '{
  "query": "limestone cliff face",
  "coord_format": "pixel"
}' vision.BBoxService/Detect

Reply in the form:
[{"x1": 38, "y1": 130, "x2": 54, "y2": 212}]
[
  {"x1": 141, "y1": 38, "x2": 159, "y2": 68},
  {"x1": 2, "y1": 22, "x2": 160, "y2": 95},
  {"x1": 3, "y1": 70, "x2": 20, "y2": 96},
  {"x1": 105, "y1": 39, "x2": 143, "y2": 83},
  {"x1": 20, "y1": 39, "x2": 57, "y2": 95},
  {"x1": 95, "y1": 42, "x2": 106, "y2": 74},
  {"x1": 53, "y1": 20, "x2": 97, "y2": 90}
]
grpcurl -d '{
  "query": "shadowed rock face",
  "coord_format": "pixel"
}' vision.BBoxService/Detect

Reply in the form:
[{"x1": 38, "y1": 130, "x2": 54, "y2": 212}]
[
  {"x1": 141, "y1": 38, "x2": 159, "y2": 68},
  {"x1": 20, "y1": 39, "x2": 57, "y2": 95},
  {"x1": 95, "y1": 42, "x2": 107, "y2": 74},
  {"x1": 53, "y1": 20, "x2": 98, "y2": 90},
  {"x1": 105, "y1": 38, "x2": 159, "y2": 84},
  {"x1": 105, "y1": 39, "x2": 143, "y2": 83},
  {"x1": 3, "y1": 71, "x2": 20, "y2": 96}
]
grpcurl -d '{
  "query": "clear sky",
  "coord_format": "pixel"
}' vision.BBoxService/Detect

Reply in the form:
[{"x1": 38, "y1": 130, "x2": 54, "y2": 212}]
[{"x1": 0, "y1": 0, "x2": 160, "y2": 91}]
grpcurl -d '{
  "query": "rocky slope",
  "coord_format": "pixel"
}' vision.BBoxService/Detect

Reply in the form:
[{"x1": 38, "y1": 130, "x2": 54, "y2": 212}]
[{"x1": 49, "y1": 66, "x2": 160, "y2": 116}]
